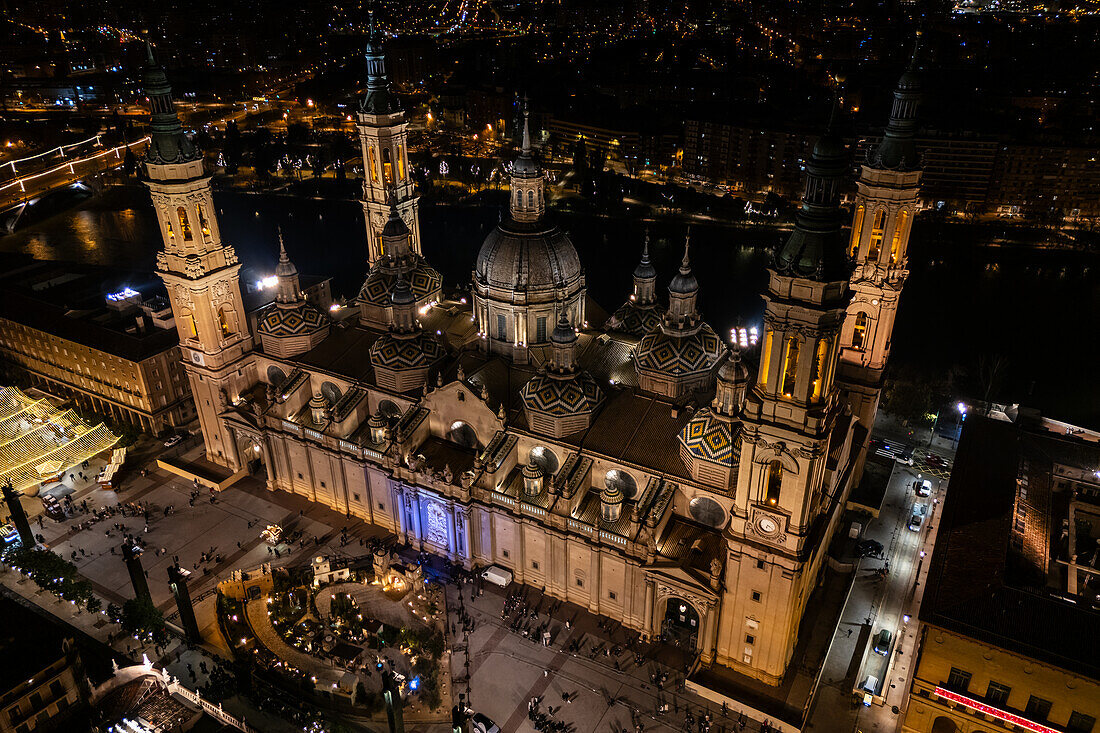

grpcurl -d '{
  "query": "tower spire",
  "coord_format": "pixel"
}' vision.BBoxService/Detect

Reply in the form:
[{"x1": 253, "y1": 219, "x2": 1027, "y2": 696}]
[
  {"x1": 141, "y1": 41, "x2": 199, "y2": 166},
  {"x1": 362, "y1": 12, "x2": 397, "y2": 115},
  {"x1": 868, "y1": 31, "x2": 924, "y2": 171},
  {"x1": 521, "y1": 96, "x2": 532, "y2": 154}
]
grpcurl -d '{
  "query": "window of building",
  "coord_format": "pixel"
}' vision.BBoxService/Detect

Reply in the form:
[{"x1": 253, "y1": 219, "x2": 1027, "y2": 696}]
[
  {"x1": 397, "y1": 144, "x2": 406, "y2": 181},
  {"x1": 575, "y1": 578, "x2": 584, "y2": 587},
  {"x1": 177, "y1": 206, "x2": 193, "y2": 241},
  {"x1": 29, "y1": 693, "x2": 41, "y2": 709},
  {"x1": 198, "y1": 205, "x2": 210, "y2": 236},
  {"x1": 889, "y1": 210, "x2": 908, "y2": 264},
  {"x1": 9, "y1": 707, "x2": 20, "y2": 725},
  {"x1": 868, "y1": 210, "x2": 886, "y2": 260},
  {"x1": 536, "y1": 316, "x2": 547, "y2": 342},
  {"x1": 532, "y1": 561, "x2": 539, "y2": 570},
  {"x1": 369, "y1": 147, "x2": 378, "y2": 183},
  {"x1": 320, "y1": 481, "x2": 326, "y2": 488},
  {"x1": 780, "y1": 336, "x2": 799, "y2": 397},
  {"x1": 850, "y1": 205, "x2": 865, "y2": 257},
  {"x1": 297, "y1": 473, "x2": 304, "y2": 479},
  {"x1": 986, "y1": 681, "x2": 1011, "y2": 706},
  {"x1": 756, "y1": 558, "x2": 766, "y2": 569},
  {"x1": 1069, "y1": 713, "x2": 1096, "y2": 733},
  {"x1": 218, "y1": 307, "x2": 233, "y2": 338},
  {"x1": 745, "y1": 634, "x2": 755, "y2": 645},
  {"x1": 378, "y1": 502, "x2": 385, "y2": 511},
  {"x1": 946, "y1": 667, "x2": 971, "y2": 692},
  {"x1": 1025, "y1": 696, "x2": 1052, "y2": 721},
  {"x1": 608, "y1": 590, "x2": 616, "y2": 600},
  {"x1": 766, "y1": 461, "x2": 782, "y2": 506},
  {"x1": 750, "y1": 590, "x2": 761, "y2": 602},
  {"x1": 496, "y1": 313, "x2": 507, "y2": 341},
  {"x1": 49, "y1": 680, "x2": 63, "y2": 698},
  {"x1": 852, "y1": 312, "x2": 868, "y2": 349},
  {"x1": 501, "y1": 549, "x2": 509, "y2": 558},
  {"x1": 353, "y1": 493, "x2": 360, "y2": 502},
  {"x1": 810, "y1": 337, "x2": 830, "y2": 401},
  {"x1": 382, "y1": 148, "x2": 393, "y2": 184}
]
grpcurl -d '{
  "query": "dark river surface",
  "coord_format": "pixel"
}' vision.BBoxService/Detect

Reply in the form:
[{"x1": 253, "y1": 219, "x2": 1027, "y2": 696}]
[{"x1": 2, "y1": 184, "x2": 1095, "y2": 428}]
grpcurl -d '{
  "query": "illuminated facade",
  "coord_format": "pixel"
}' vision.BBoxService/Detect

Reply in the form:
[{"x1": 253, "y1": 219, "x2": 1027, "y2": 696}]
[
  {"x1": 0, "y1": 256, "x2": 194, "y2": 434},
  {"x1": 839, "y1": 42, "x2": 924, "y2": 478},
  {"x1": 143, "y1": 41, "x2": 864, "y2": 687},
  {"x1": 903, "y1": 416, "x2": 1100, "y2": 733}
]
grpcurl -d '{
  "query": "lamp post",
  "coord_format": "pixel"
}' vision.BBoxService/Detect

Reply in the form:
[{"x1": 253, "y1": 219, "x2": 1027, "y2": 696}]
[{"x1": 954, "y1": 402, "x2": 967, "y2": 446}]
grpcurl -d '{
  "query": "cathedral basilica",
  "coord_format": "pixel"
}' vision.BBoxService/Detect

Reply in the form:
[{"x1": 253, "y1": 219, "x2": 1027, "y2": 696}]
[{"x1": 141, "y1": 30, "x2": 923, "y2": 685}]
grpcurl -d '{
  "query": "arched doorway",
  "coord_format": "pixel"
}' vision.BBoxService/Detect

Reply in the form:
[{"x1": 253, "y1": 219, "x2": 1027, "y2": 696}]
[
  {"x1": 661, "y1": 598, "x2": 700, "y2": 651},
  {"x1": 237, "y1": 434, "x2": 265, "y2": 477},
  {"x1": 930, "y1": 717, "x2": 958, "y2": 733}
]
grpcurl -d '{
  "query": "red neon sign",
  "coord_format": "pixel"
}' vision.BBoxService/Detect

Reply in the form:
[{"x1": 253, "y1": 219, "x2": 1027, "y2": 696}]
[{"x1": 933, "y1": 687, "x2": 1058, "y2": 733}]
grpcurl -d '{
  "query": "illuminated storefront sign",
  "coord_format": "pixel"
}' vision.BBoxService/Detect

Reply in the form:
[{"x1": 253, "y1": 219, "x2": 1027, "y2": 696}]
[{"x1": 933, "y1": 687, "x2": 1058, "y2": 733}]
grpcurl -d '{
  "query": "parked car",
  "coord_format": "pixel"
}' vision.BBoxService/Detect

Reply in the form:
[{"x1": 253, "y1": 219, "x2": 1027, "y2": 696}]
[
  {"x1": 894, "y1": 448, "x2": 915, "y2": 466},
  {"x1": 164, "y1": 434, "x2": 184, "y2": 448},
  {"x1": 857, "y1": 539, "x2": 884, "y2": 557},
  {"x1": 915, "y1": 479, "x2": 933, "y2": 497},
  {"x1": 859, "y1": 675, "x2": 879, "y2": 694},
  {"x1": 908, "y1": 504, "x2": 927, "y2": 531},
  {"x1": 472, "y1": 713, "x2": 500, "y2": 733},
  {"x1": 1, "y1": 524, "x2": 19, "y2": 544},
  {"x1": 873, "y1": 629, "x2": 893, "y2": 655},
  {"x1": 41, "y1": 495, "x2": 66, "y2": 521}
]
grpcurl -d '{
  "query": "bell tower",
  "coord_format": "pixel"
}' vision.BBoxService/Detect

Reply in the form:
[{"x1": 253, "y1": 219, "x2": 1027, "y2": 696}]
[
  {"x1": 141, "y1": 44, "x2": 254, "y2": 469},
  {"x1": 719, "y1": 128, "x2": 852, "y2": 684},
  {"x1": 357, "y1": 18, "x2": 419, "y2": 265},
  {"x1": 839, "y1": 37, "x2": 924, "y2": 473}
]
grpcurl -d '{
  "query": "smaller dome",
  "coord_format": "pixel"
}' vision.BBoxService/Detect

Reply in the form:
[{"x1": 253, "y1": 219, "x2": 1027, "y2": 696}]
[
  {"x1": 309, "y1": 393, "x2": 327, "y2": 410},
  {"x1": 382, "y1": 206, "x2": 410, "y2": 238},
  {"x1": 602, "y1": 481, "x2": 624, "y2": 506},
  {"x1": 512, "y1": 152, "x2": 540, "y2": 178},
  {"x1": 668, "y1": 269, "x2": 697, "y2": 294},
  {"x1": 634, "y1": 253, "x2": 656, "y2": 280},
  {"x1": 718, "y1": 349, "x2": 750, "y2": 384},
  {"x1": 551, "y1": 314, "x2": 576, "y2": 344},
  {"x1": 635, "y1": 324, "x2": 723, "y2": 377},
  {"x1": 368, "y1": 412, "x2": 387, "y2": 429},
  {"x1": 369, "y1": 330, "x2": 444, "y2": 371},
  {"x1": 391, "y1": 277, "x2": 415, "y2": 306},
  {"x1": 522, "y1": 460, "x2": 543, "y2": 480},
  {"x1": 257, "y1": 301, "x2": 329, "y2": 338}
]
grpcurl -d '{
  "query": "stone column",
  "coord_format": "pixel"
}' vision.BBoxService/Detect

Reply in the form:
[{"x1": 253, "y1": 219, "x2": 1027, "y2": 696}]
[
  {"x1": 643, "y1": 581, "x2": 655, "y2": 641},
  {"x1": 446, "y1": 503, "x2": 457, "y2": 561},
  {"x1": 260, "y1": 434, "x2": 275, "y2": 490},
  {"x1": 588, "y1": 544, "x2": 600, "y2": 613},
  {"x1": 700, "y1": 603, "x2": 718, "y2": 664}
]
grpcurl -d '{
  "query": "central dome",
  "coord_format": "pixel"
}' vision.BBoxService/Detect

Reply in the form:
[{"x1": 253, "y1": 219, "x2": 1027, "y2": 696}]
[{"x1": 474, "y1": 218, "x2": 583, "y2": 296}]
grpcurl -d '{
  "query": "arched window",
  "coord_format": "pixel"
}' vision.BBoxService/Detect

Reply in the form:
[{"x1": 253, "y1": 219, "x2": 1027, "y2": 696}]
[
  {"x1": 217, "y1": 307, "x2": 232, "y2": 338},
  {"x1": 529, "y1": 445, "x2": 559, "y2": 476},
  {"x1": 890, "y1": 211, "x2": 908, "y2": 264},
  {"x1": 382, "y1": 148, "x2": 393, "y2": 184},
  {"x1": 766, "y1": 461, "x2": 782, "y2": 506},
  {"x1": 781, "y1": 336, "x2": 800, "y2": 397},
  {"x1": 527, "y1": 190, "x2": 534, "y2": 207},
  {"x1": 811, "y1": 337, "x2": 831, "y2": 401},
  {"x1": 759, "y1": 330, "x2": 773, "y2": 389},
  {"x1": 397, "y1": 144, "x2": 406, "y2": 181},
  {"x1": 267, "y1": 365, "x2": 287, "y2": 386},
  {"x1": 448, "y1": 420, "x2": 479, "y2": 449},
  {"x1": 852, "y1": 312, "x2": 868, "y2": 349},
  {"x1": 197, "y1": 205, "x2": 210, "y2": 237},
  {"x1": 368, "y1": 147, "x2": 379, "y2": 183},
  {"x1": 177, "y1": 206, "x2": 193, "y2": 241},
  {"x1": 183, "y1": 311, "x2": 197, "y2": 338},
  {"x1": 321, "y1": 381, "x2": 342, "y2": 406},
  {"x1": 378, "y1": 399, "x2": 402, "y2": 421},
  {"x1": 165, "y1": 217, "x2": 175, "y2": 239},
  {"x1": 868, "y1": 210, "x2": 886, "y2": 260},
  {"x1": 850, "y1": 205, "x2": 864, "y2": 258},
  {"x1": 604, "y1": 469, "x2": 638, "y2": 499}
]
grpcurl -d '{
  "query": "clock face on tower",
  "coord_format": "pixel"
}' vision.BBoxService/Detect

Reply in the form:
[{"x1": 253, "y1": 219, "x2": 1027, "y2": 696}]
[{"x1": 757, "y1": 516, "x2": 779, "y2": 536}]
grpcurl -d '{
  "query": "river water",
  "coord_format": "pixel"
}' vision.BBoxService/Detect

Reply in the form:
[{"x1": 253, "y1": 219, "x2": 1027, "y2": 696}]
[{"x1": 2, "y1": 184, "x2": 1095, "y2": 427}]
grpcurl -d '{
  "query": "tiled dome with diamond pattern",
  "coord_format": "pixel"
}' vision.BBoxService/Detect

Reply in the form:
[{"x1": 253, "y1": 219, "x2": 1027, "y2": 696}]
[
  {"x1": 257, "y1": 302, "x2": 329, "y2": 337},
  {"x1": 369, "y1": 331, "x2": 444, "y2": 370},
  {"x1": 679, "y1": 408, "x2": 737, "y2": 466},
  {"x1": 635, "y1": 323, "x2": 722, "y2": 377},
  {"x1": 605, "y1": 302, "x2": 666, "y2": 338},
  {"x1": 520, "y1": 371, "x2": 604, "y2": 417},
  {"x1": 357, "y1": 258, "x2": 442, "y2": 307}
]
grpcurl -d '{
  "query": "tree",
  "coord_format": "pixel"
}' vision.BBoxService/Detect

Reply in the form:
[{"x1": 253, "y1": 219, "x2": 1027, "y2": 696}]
[
  {"x1": 121, "y1": 596, "x2": 167, "y2": 643},
  {"x1": 977, "y1": 353, "x2": 1008, "y2": 414},
  {"x1": 880, "y1": 364, "x2": 953, "y2": 428}
]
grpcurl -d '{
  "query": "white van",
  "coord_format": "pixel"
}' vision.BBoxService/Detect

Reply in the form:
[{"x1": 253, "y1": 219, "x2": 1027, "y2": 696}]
[
  {"x1": 480, "y1": 565, "x2": 513, "y2": 588},
  {"x1": 859, "y1": 675, "x2": 879, "y2": 694}
]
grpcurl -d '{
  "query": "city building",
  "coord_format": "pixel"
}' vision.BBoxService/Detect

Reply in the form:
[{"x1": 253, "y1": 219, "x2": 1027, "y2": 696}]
[
  {"x1": 902, "y1": 413, "x2": 1100, "y2": 733},
  {"x1": 140, "y1": 27, "x2": 902, "y2": 688},
  {"x1": 0, "y1": 253, "x2": 195, "y2": 434},
  {"x1": 0, "y1": 599, "x2": 90, "y2": 733},
  {"x1": 681, "y1": 120, "x2": 815, "y2": 198}
]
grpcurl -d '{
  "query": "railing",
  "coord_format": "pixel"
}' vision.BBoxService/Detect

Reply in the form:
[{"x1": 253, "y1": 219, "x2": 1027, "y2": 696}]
[
  {"x1": 522, "y1": 503, "x2": 547, "y2": 519},
  {"x1": 304, "y1": 428, "x2": 323, "y2": 442},
  {"x1": 600, "y1": 530, "x2": 627, "y2": 546},
  {"x1": 168, "y1": 680, "x2": 257, "y2": 732},
  {"x1": 568, "y1": 519, "x2": 594, "y2": 537}
]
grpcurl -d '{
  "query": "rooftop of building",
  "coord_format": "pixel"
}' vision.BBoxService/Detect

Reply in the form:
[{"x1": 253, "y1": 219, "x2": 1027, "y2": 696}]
[
  {"x1": 920, "y1": 414, "x2": 1100, "y2": 680},
  {"x1": 0, "y1": 253, "x2": 179, "y2": 363},
  {"x1": 0, "y1": 597, "x2": 71, "y2": 698}
]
